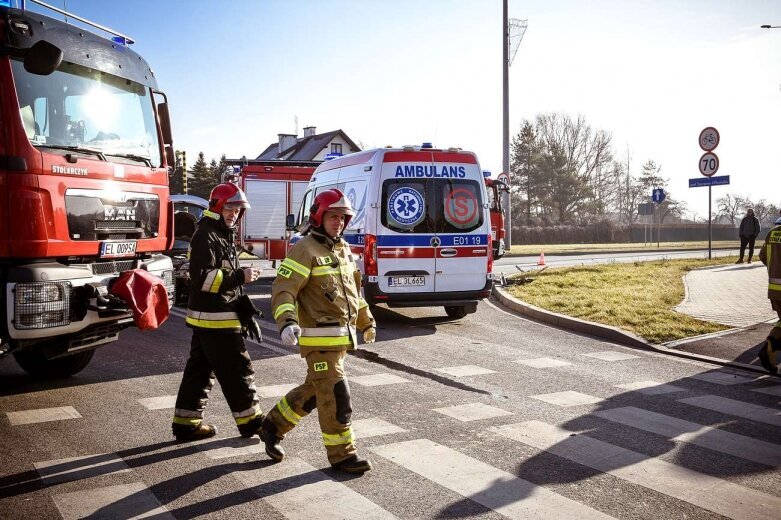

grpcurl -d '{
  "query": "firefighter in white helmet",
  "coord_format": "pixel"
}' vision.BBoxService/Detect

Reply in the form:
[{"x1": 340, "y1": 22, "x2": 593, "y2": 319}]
[{"x1": 263, "y1": 188, "x2": 376, "y2": 474}]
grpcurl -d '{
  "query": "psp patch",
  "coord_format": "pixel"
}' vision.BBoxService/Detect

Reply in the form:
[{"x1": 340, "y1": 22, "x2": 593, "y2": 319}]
[
  {"x1": 388, "y1": 187, "x2": 425, "y2": 227},
  {"x1": 277, "y1": 265, "x2": 293, "y2": 278},
  {"x1": 313, "y1": 361, "x2": 329, "y2": 372}
]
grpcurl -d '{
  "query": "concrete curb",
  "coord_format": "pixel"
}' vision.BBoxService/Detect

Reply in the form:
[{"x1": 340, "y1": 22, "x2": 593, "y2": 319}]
[{"x1": 492, "y1": 284, "x2": 772, "y2": 376}]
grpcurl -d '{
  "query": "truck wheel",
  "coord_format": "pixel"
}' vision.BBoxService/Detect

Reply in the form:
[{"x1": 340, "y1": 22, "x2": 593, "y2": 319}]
[
  {"x1": 13, "y1": 349, "x2": 95, "y2": 378},
  {"x1": 444, "y1": 305, "x2": 468, "y2": 319}
]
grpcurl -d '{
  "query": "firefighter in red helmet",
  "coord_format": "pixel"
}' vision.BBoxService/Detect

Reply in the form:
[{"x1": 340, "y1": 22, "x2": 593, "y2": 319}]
[
  {"x1": 264, "y1": 188, "x2": 376, "y2": 473},
  {"x1": 171, "y1": 182, "x2": 265, "y2": 441}
]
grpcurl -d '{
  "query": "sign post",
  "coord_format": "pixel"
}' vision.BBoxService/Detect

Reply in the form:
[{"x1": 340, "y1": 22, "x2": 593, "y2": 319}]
[
  {"x1": 695, "y1": 127, "x2": 720, "y2": 259},
  {"x1": 651, "y1": 188, "x2": 666, "y2": 248}
]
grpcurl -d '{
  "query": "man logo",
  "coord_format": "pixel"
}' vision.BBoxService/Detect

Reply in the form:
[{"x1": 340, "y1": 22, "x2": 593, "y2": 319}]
[
  {"x1": 314, "y1": 362, "x2": 328, "y2": 372},
  {"x1": 278, "y1": 266, "x2": 293, "y2": 279}
]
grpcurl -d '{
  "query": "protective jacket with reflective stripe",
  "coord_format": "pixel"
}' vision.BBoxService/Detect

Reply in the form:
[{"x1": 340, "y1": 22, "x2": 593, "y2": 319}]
[
  {"x1": 271, "y1": 231, "x2": 375, "y2": 356},
  {"x1": 185, "y1": 210, "x2": 247, "y2": 332},
  {"x1": 759, "y1": 225, "x2": 781, "y2": 301}
]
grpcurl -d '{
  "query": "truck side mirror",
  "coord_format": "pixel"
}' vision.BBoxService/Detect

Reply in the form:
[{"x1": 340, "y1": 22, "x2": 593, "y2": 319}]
[
  {"x1": 157, "y1": 102, "x2": 174, "y2": 145},
  {"x1": 286, "y1": 214, "x2": 296, "y2": 231},
  {"x1": 164, "y1": 146, "x2": 175, "y2": 171},
  {"x1": 24, "y1": 40, "x2": 63, "y2": 76}
]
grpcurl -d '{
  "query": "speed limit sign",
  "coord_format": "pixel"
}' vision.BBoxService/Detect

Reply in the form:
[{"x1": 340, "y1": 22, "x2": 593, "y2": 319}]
[{"x1": 699, "y1": 152, "x2": 719, "y2": 177}]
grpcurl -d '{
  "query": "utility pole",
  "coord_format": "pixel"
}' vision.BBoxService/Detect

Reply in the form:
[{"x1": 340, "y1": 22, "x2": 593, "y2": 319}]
[
  {"x1": 176, "y1": 150, "x2": 188, "y2": 194},
  {"x1": 502, "y1": 3, "x2": 527, "y2": 251}
]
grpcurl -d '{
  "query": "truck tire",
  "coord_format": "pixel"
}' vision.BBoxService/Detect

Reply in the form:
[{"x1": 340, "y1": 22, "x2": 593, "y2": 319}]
[
  {"x1": 444, "y1": 305, "x2": 468, "y2": 319},
  {"x1": 13, "y1": 348, "x2": 95, "y2": 378}
]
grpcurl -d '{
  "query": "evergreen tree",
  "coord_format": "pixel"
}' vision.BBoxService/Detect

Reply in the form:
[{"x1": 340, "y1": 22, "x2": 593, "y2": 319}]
[
  {"x1": 187, "y1": 152, "x2": 216, "y2": 199},
  {"x1": 168, "y1": 150, "x2": 184, "y2": 194}
]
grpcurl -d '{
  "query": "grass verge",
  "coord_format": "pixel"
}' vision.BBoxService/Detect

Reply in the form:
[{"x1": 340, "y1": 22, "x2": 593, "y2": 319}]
[
  {"x1": 506, "y1": 256, "x2": 739, "y2": 344},
  {"x1": 508, "y1": 240, "x2": 740, "y2": 256}
]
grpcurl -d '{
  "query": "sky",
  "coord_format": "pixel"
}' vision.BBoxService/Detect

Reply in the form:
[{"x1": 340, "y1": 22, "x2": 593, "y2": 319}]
[{"x1": 19, "y1": 0, "x2": 781, "y2": 220}]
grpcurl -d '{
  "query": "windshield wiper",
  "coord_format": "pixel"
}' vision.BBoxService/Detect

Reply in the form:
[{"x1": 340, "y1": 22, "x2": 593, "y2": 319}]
[
  {"x1": 105, "y1": 153, "x2": 153, "y2": 167},
  {"x1": 37, "y1": 144, "x2": 107, "y2": 161}
]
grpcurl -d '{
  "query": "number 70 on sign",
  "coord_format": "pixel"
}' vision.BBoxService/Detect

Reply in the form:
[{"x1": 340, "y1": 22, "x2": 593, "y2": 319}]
[{"x1": 699, "y1": 152, "x2": 719, "y2": 177}]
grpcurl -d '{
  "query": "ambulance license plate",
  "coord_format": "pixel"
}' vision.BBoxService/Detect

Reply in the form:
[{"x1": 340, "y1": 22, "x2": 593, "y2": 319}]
[
  {"x1": 100, "y1": 240, "x2": 137, "y2": 259},
  {"x1": 388, "y1": 276, "x2": 425, "y2": 287}
]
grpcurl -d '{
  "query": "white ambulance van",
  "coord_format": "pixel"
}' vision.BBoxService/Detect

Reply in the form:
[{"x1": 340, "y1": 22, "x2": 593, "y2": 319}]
[{"x1": 289, "y1": 144, "x2": 494, "y2": 318}]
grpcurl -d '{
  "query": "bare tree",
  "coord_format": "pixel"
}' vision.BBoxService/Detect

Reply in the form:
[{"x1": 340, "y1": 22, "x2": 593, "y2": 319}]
[{"x1": 716, "y1": 193, "x2": 746, "y2": 224}]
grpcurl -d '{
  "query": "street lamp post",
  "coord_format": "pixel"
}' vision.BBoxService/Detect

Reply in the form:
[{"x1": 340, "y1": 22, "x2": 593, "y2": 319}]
[{"x1": 760, "y1": 24, "x2": 781, "y2": 29}]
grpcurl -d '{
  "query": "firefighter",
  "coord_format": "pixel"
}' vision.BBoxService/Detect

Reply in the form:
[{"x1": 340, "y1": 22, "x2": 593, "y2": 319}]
[
  {"x1": 171, "y1": 182, "x2": 264, "y2": 441},
  {"x1": 262, "y1": 188, "x2": 376, "y2": 474},
  {"x1": 758, "y1": 221, "x2": 781, "y2": 374}
]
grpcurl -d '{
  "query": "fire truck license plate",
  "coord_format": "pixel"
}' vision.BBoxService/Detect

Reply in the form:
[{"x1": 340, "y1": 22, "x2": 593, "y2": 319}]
[
  {"x1": 100, "y1": 241, "x2": 137, "y2": 259},
  {"x1": 388, "y1": 276, "x2": 425, "y2": 287}
]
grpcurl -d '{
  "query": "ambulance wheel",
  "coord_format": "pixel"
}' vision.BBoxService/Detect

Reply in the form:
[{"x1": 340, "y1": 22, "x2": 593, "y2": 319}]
[
  {"x1": 444, "y1": 305, "x2": 468, "y2": 319},
  {"x1": 13, "y1": 348, "x2": 95, "y2": 378}
]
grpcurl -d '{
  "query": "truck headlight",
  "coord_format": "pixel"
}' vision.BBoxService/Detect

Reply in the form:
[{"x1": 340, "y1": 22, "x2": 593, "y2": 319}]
[{"x1": 14, "y1": 282, "x2": 71, "y2": 329}]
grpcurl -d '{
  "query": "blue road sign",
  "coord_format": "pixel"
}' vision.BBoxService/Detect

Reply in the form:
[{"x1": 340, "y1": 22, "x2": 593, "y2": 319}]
[
  {"x1": 652, "y1": 188, "x2": 666, "y2": 203},
  {"x1": 689, "y1": 175, "x2": 730, "y2": 188}
]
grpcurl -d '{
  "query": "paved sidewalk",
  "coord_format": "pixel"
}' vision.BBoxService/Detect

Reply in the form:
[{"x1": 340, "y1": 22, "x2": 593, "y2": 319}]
[{"x1": 674, "y1": 263, "x2": 776, "y2": 327}]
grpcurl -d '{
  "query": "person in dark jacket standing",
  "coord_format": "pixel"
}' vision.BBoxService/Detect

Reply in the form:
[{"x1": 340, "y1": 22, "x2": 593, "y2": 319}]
[
  {"x1": 737, "y1": 208, "x2": 761, "y2": 264},
  {"x1": 172, "y1": 182, "x2": 264, "y2": 442}
]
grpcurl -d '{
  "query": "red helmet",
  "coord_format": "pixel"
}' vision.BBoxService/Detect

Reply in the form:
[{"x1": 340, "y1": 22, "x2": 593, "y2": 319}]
[
  {"x1": 209, "y1": 183, "x2": 251, "y2": 214},
  {"x1": 309, "y1": 188, "x2": 355, "y2": 228}
]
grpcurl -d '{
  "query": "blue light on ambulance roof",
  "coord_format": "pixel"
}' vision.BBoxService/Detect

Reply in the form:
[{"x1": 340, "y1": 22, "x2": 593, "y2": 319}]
[
  {"x1": 0, "y1": 0, "x2": 11, "y2": 8},
  {"x1": 324, "y1": 153, "x2": 342, "y2": 161},
  {"x1": 483, "y1": 170, "x2": 491, "y2": 177},
  {"x1": 112, "y1": 36, "x2": 133, "y2": 46},
  {"x1": 421, "y1": 142, "x2": 433, "y2": 149}
]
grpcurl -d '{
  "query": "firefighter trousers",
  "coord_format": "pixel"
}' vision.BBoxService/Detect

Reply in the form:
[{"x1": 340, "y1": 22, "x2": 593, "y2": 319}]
[
  {"x1": 173, "y1": 330, "x2": 262, "y2": 429},
  {"x1": 266, "y1": 350, "x2": 356, "y2": 464}
]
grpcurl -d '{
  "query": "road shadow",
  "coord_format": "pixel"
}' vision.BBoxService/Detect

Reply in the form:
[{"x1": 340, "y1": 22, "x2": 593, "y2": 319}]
[
  {"x1": 436, "y1": 367, "x2": 781, "y2": 518},
  {"x1": 670, "y1": 322, "x2": 774, "y2": 369}
]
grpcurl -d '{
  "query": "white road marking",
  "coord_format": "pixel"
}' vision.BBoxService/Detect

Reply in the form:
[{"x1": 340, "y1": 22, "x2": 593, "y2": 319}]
[
  {"x1": 6, "y1": 406, "x2": 81, "y2": 426},
  {"x1": 138, "y1": 395, "x2": 177, "y2": 410},
  {"x1": 53, "y1": 482, "x2": 173, "y2": 519},
  {"x1": 594, "y1": 406, "x2": 781, "y2": 467},
  {"x1": 352, "y1": 417, "x2": 407, "y2": 438},
  {"x1": 233, "y1": 457, "x2": 396, "y2": 519},
  {"x1": 370, "y1": 438, "x2": 613, "y2": 519},
  {"x1": 613, "y1": 381, "x2": 686, "y2": 395},
  {"x1": 202, "y1": 438, "x2": 267, "y2": 460},
  {"x1": 530, "y1": 391, "x2": 604, "y2": 407},
  {"x1": 689, "y1": 371, "x2": 758, "y2": 386},
  {"x1": 583, "y1": 351, "x2": 640, "y2": 361},
  {"x1": 514, "y1": 357, "x2": 571, "y2": 368},
  {"x1": 491, "y1": 420, "x2": 781, "y2": 520},
  {"x1": 434, "y1": 365, "x2": 496, "y2": 377},
  {"x1": 753, "y1": 385, "x2": 781, "y2": 397},
  {"x1": 678, "y1": 395, "x2": 781, "y2": 427},
  {"x1": 35, "y1": 453, "x2": 130, "y2": 484},
  {"x1": 433, "y1": 403, "x2": 514, "y2": 422},
  {"x1": 257, "y1": 383, "x2": 298, "y2": 398},
  {"x1": 350, "y1": 373, "x2": 412, "y2": 387}
]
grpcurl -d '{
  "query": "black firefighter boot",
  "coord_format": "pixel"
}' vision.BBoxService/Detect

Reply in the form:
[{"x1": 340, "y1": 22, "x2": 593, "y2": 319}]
[
  {"x1": 757, "y1": 338, "x2": 779, "y2": 375},
  {"x1": 172, "y1": 422, "x2": 217, "y2": 442},
  {"x1": 331, "y1": 454, "x2": 373, "y2": 474},
  {"x1": 258, "y1": 418, "x2": 285, "y2": 462},
  {"x1": 238, "y1": 414, "x2": 265, "y2": 438}
]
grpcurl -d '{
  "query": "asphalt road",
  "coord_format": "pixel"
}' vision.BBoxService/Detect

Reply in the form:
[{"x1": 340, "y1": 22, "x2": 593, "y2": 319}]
[{"x1": 1, "y1": 281, "x2": 780, "y2": 519}]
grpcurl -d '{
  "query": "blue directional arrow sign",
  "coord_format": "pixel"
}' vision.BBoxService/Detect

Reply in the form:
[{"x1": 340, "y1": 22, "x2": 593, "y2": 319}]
[
  {"x1": 652, "y1": 188, "x2": 666, "y2": 203},
  {"x1": 689, "y1": 175, "x2": 730, "y2": 188}
]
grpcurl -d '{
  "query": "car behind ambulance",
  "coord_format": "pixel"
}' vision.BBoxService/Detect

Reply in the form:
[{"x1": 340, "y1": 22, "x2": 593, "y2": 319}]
[{"x1": 289, "y1": 144, "x2": 494, "y2": 318}]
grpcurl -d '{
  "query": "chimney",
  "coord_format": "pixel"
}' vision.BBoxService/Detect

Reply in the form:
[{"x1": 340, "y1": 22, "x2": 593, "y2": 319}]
[
  {"x1": 278, "y1": 133, "x2": 297, "y2": 154},
  {"x1": 303, "y1": 126, "x2": 316, "y2": 138}
]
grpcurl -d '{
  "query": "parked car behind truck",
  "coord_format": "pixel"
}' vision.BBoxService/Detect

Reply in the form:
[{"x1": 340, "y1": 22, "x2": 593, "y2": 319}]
[{"x1": 0, "y1": 2, "x2": 176, "y2": 377}]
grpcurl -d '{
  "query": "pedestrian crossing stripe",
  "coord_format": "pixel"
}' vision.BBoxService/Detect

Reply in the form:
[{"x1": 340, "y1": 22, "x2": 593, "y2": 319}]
[{"x1": 491, "y1": 420, "x2": 781, "y2": 520}]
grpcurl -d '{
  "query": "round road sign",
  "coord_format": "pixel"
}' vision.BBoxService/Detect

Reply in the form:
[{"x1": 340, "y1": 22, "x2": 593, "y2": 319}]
[
  {"x1": 699, "y1": 152, "x2": 719, "y2": 177},
  {"x1": 699, "y1": 127, "x2": 720, "y2": 152},
  {"x1": 496, "y1": 172, "x2": 510, "y2": 186}
]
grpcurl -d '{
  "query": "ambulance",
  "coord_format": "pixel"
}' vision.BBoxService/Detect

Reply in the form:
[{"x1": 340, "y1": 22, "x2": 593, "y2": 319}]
[{"x1": 289, "y1": 144, "x2": 494, "y2": 319}]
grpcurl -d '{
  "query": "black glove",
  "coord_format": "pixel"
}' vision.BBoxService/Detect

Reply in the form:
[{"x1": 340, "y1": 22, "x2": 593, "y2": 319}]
[{"x1": 242, "y1": 317, "x2": 262, "y2": 343}]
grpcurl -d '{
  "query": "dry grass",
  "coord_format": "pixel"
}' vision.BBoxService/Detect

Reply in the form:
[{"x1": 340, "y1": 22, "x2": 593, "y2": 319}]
[
  {"x1": 507, "y1": 257, "x2": 739, "y2": 343},
  {"x1": 508, "y1": 240, "x2": 740, "y2": 256}
]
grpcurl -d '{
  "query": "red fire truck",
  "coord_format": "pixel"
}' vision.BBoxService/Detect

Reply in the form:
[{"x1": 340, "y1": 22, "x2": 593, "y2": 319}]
[
  {"x1": 0, "y1": 2, "x2": 176, "y2": 377},
  {"x1": 484, "y1": 176, "x2": 509, "y2": 259},
  {"x1": 225, "y1": 159, "x2": 317, "y2": 264}
]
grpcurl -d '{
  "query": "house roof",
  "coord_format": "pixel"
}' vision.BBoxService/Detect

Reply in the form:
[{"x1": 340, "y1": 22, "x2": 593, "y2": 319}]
[{"x1": 256, "y1": 129, "x2": 361, "y2": 161}]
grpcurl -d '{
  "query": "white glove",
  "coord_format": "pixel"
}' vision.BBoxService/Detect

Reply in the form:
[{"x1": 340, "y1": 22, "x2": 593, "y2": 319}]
[
  {"x1": 243, "y1": 267, "x2": 261, "y2": 283},
  {"x1": 363, "y1": 327, "x2": 376, "y2": 344},
  {"x1": 281, "y1": 323, "x2": 301, "y2": 345}
]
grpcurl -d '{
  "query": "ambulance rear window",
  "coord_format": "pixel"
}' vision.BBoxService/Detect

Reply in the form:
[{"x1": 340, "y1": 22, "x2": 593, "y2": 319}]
[{"x1": 381, "y1": 179, "x2": 483, "y2": 233}]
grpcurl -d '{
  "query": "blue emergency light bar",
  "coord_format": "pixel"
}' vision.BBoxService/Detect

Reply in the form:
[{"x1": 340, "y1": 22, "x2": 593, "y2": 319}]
[
  {"x1": 483, "y1": 171, "x2": 491, "y2": 177},
  {"x1": 1, "y1": 0, "x2": 13, "y2": 8},
  {"x1": 421, "y1": 142, "x2": 433, "y2": 149}
]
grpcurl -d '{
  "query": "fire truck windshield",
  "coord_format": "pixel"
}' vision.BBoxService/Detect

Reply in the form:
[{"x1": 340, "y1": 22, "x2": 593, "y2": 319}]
[{"x1": 11, "y1": 58, "x2": 162, "y2": 167}]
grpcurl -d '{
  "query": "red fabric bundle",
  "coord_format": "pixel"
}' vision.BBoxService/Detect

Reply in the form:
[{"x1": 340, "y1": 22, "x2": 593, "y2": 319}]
[{"x1": 109, "y1": 269, "x2": 170, "y2": 330}]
